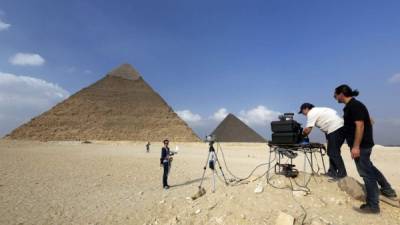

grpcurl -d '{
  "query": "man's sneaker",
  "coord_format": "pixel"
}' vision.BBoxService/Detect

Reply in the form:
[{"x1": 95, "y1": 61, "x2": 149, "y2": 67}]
[
  {"x1": 163, "y1": 185, "x2": 170, "y2": 190},
  {"x1": 356, "y1": 204, "x2": 380, "y2": 214},
  {"x1": 380, "y1": 188, "x2": 397, "y2": 198}
]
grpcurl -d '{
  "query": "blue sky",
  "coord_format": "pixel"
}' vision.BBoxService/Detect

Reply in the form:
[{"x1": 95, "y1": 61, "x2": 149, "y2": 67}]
[{"x1": 0, "y1": 0, "x2": 399, "y2": 144}]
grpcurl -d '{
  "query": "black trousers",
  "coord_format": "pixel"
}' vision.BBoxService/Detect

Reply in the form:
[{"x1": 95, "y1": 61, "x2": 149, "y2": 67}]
[
  {"x1": 354, "y1": 147, "x2": 392, "y2": 209},
  {"x1": 326, "y1": 127, "x2": 347, "y2": 178},
  {"x1": 162, "y1": 162, "x2": 170, "y2": 187}
]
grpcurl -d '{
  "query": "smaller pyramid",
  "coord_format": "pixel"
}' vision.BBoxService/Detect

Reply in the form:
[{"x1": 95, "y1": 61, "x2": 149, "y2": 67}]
[{"x1": 211, "y1": 114, "x2": 266, "y2": 143}]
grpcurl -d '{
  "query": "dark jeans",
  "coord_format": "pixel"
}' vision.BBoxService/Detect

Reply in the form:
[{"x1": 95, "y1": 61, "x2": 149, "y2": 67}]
[
  {"x1": 354, "y1": 147, "x2": 392, "y2": 209},
  {"x1": 162, "y1": 162, "x2": 170, "y2": 187},
  {"x1": 326, "y1": 127, "x2": 347, "y2": 178}
]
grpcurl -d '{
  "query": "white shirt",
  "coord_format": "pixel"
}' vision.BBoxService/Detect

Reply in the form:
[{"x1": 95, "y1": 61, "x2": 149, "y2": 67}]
[{"x1": 306, "y1": 107, "x2": 343, "y2": 134}]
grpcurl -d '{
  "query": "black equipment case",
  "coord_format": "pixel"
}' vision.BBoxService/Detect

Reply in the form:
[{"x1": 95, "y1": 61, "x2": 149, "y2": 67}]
[
  {"x1": 271, "y1": 132, "x2": 300, "y2": 144},
  {"x1": 271, "y1": 120, "x2": 301, "y2": 133}
]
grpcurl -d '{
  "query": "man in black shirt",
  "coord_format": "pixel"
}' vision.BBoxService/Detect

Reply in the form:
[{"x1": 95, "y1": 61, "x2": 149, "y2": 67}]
[{"x1": 334, "y1": 84, "x2": 397, "y2": 214}]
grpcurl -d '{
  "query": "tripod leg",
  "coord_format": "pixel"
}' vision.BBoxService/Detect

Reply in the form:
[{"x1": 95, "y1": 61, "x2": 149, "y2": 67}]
[
  {"x1": 212, "y1": 169, "x2": 216, "y2": 193},
  {"x1": 213, "y1": 152, "x2": 229, "y2": 185},
  {"x1": 267, "y1": 146, "x2": 274, "y2": 181},
  {"x1": 310, "y1": 150, "x2": 315, "y2": 174},
  {"x1": 198, "y1": 151, "x2": 211, "y2": 188},
  {"x1": 304, "y1": 150, "x2": 308, "y2": 185},
  {"x1": 320, "y1": 147, "x2": 327, "y2": 173}
]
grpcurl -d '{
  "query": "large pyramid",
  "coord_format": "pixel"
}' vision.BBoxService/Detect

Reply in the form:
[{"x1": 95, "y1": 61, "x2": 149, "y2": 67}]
[
  {"x1": 6, "y1": 64, "x2": 200, "y2": 142},
  {"x1": 211, "y1": 114, "x2": 266, "y2": 143}
]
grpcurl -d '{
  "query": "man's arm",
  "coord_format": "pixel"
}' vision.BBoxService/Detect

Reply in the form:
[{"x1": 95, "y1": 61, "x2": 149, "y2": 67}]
[
  {"x1": 302, "y1": 127, "x2": 313, "y2": 136},
  {"x1": 351, "y1": 120, "x2": 364, "y2": 158}
]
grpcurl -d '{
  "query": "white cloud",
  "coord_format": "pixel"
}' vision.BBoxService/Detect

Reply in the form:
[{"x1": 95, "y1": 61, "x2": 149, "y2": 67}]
[
  {"x1": 0, "y1": 72, "x2": 69, "y2": 136},
  {"x1": 239, "y1": 105, "x2": 281, "y2": 126},
  {"x1": 0, "y1": 18, "x2": 10, "y2": 31},
  {"x1": 211, "y1": 108, "x2": 228, "y2": 121},
  {"x1": 388, "y1": 73, "x2": 400, "y2": 84},
  {"x1": 176, "y1": 110, "x2": 202, "y2": 123},
  {"x1": 9, "y1": 53, "x2": 46, "y2": 66}
]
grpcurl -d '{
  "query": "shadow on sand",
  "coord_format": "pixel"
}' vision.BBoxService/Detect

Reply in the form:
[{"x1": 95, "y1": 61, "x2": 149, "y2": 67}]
[{"x1": 171, "y1": 178, "x2": 206, "y2": 188}]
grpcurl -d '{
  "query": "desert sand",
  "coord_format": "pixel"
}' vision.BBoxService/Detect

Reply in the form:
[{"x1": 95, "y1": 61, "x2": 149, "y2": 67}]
[{"x1": 0, "y1": 140, "x2": 399, "y2": 225}]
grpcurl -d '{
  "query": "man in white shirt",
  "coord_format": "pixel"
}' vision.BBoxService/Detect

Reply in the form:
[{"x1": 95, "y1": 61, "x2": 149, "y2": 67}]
[{"x1": 299, "y1": 103, "x2": 347, "y2": 179}]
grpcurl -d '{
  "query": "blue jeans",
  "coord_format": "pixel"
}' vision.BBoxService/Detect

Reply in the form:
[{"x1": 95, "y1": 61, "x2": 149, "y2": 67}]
[
  {"x1": 354, "y1": 147, "x2": 392, "y2": 209},
  {"x1": 162, "y1": 161, "x2": 170, "y2": 187}
]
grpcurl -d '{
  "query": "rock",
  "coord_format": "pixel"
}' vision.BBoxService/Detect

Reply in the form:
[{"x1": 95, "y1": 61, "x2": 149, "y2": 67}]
[
  {"x1": 254, "y1": 183, "x2": 264, "y2": 194},
  {"x1": 337, "y1": 176, "x2": 365, "y2": 201},
  {"x1": 208, "y1": 203, "x2": 218, "y2": 210},
  {"x1": 240, "y1": 214, "x2": 246, "y2": 219},
  {"x1": 138, "y1": 191, "x2": 144, "y2": 195},
  {"x1": 215, "y1": 217, "x2": 224, "y2": 224},
  {"x1": 191, "y1": 187, "x2": 206, "y2": 200},
  {"x1": 310, "y1": 218, "x2": 327, "y2": 225},
  {"x1": 292, "y1": 191, "x2": 306, "y2": 197},
  {"x1": 168, "y1": 216, "x2": 179, "y2": 225},
  {"x1": 275, "y1": 211, "x2": 294, "y2": 225},
  {"x1": 317, "y1": 217, "x2": 332, "y2": 225},
  {"x1": 335, "y1": 199, "x2": 345, "y2": 206},
  {"x1": 159, "y1": 200, "x2": 166, "y2": 204},
  {"x1": 195, "y1": 209, "x2": 201, "y2": 214},
  {"x1": 310, "y1": 217, "x2": 331, "y2": 225}
]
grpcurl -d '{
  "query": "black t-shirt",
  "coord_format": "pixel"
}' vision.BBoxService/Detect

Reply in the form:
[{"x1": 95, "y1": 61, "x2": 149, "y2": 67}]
[{"x1": 343, "y1": 98, "x2": 374, "y2": 148}]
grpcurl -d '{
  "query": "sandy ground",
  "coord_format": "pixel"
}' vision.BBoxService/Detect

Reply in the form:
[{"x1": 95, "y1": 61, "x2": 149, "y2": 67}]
[{"x1": 0, "y1": 140, "x2": 399, "y2": 225}]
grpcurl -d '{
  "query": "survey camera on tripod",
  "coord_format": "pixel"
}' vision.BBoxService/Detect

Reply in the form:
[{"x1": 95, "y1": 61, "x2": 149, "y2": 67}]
[{"x1": 205, "y1": 134, "x2": 216, "y2": 144}]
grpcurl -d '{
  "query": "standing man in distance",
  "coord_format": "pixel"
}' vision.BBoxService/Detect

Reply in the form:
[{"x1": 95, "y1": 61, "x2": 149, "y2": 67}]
[
  {"x1": 146, "y1": 142, "x2": 151, "y2": 153},
  {"x1": 160, "y1": 139, "x2": 173, "y2": 190},
  {"x1": 334, "y1": 84, "x2": 397, "y2": 214},
  {"x1": 299, "y1": 103, "x2": 347, "y2": 179}
]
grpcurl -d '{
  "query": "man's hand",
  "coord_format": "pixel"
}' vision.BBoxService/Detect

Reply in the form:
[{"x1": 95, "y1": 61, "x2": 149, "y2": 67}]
[
  {"x1": 302, "y1": 127, "x2": 312, "y2": 136},
  {"x1": 351, "y1": 146, "x2": 361, "y2": 159}
]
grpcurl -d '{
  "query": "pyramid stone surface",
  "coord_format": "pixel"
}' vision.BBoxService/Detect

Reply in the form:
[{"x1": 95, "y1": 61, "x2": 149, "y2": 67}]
[
  {"x1": 109, "y1": 63, "x2": 141, "y2": 80},
  {"x1": 6, "y1": 64, "x2": 200, "y2": 142},
  {"x1": 211, "y1": 114, "x2": 266, "y2": 142}
]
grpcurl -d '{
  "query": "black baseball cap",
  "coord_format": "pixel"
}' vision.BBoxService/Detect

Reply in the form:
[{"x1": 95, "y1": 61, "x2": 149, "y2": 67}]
[{"x1": 298, "y1": 103, "x2": 315, "y2": 114}]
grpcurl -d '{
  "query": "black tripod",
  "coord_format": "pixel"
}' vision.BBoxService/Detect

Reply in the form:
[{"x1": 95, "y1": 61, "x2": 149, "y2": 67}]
[{"x1": 198, "y1": 141, "x2": 228, "y2": 193}]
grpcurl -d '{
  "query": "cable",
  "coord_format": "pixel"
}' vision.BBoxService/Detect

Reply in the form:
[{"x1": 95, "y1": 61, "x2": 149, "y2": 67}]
[
  {"x1": 216, "y1": 142, "x2": 273, "y2": 183},
  {"x1": 288, "y1": 178, "x2": 308, "y2": 225}
]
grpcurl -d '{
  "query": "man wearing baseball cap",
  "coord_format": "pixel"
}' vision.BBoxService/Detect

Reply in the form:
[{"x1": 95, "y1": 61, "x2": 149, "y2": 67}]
[{"x1": 299, "y1": 103, "x2": 347, "y2": 179}]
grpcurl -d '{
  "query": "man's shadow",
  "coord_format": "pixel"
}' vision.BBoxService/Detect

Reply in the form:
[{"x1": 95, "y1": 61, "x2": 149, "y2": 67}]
[{"x1": 171, "y1": 178, "x2": 207, "y2": 188}]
